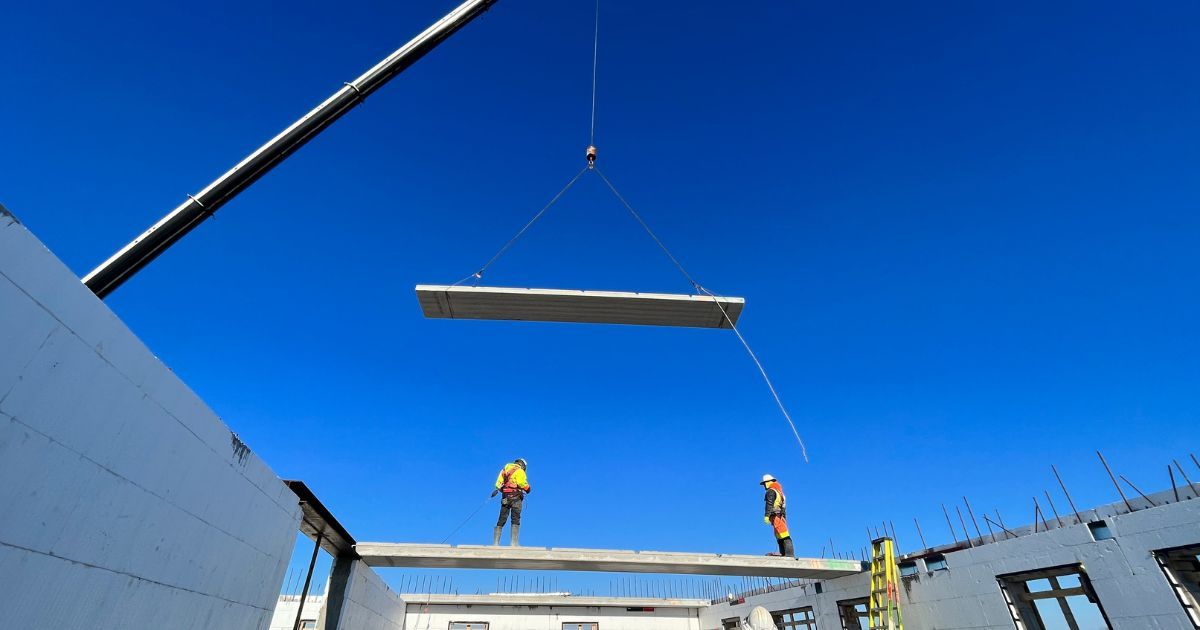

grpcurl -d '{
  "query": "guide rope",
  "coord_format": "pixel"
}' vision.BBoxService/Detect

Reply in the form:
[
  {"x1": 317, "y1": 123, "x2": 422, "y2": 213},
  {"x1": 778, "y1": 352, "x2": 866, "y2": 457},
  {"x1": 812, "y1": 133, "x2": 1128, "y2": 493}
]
[
  {"x1": 594, "y1": 167, "x2": 810, "y2": 463},
  {"x1": 696, "y1": 284, "x2": 810, "y2": 463},
  {"x1": 439, "y1": 494, "x2": 497, "y2": 544}
]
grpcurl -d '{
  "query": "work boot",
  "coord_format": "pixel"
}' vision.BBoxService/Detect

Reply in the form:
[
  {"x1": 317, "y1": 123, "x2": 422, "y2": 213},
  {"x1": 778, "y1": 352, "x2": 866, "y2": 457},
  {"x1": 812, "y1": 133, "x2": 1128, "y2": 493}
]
[
  {"x1": 493, "y1": 526, "x2": 503, "y2": 546},
  {"x1": 510, "y1": 525, "x2": 520, "y2": 547},
  {"x1": 781, "y1": 537, "x2": 795, "y2": 558}
]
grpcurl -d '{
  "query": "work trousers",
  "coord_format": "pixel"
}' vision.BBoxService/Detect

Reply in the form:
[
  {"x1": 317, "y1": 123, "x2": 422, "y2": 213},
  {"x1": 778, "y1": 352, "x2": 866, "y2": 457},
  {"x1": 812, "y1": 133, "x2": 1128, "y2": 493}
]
[
  {"x1": 496, "y1": 493, "x2": 524, "y2": 526},
  {"x1": 770, "y1": 513, "x2": 794, "y2": 557}
]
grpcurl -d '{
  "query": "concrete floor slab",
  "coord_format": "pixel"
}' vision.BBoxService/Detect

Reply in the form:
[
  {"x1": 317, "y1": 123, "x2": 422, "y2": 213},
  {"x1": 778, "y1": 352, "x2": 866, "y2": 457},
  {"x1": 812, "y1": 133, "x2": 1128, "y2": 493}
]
[
  {"x1": 403, "y1": 594, "x2": 710, "y2": 608},
  {"x1": 356, "y1": 544, "x2": 863, "y2": 579},
  {"x1": 415, "y1": 285, "x2": 744, "y2": 328}
]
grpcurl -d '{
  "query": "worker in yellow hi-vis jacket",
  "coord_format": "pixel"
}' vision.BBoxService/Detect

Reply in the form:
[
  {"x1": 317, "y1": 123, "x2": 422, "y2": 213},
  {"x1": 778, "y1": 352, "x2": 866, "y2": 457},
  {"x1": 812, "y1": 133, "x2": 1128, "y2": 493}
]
[
  {"x1": 761, "y1": 474, "x2": 794, "y2": 557},
  {"x1": 491, "y1": 458, "x2": 530, "y2": 546}
]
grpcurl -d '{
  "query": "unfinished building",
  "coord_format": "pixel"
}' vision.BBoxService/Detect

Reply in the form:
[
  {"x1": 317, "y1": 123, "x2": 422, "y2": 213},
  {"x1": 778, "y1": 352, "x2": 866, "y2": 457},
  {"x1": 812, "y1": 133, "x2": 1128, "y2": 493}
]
[{"x1": 5, "y1": 204, "x2": 1200, "y2": 629}]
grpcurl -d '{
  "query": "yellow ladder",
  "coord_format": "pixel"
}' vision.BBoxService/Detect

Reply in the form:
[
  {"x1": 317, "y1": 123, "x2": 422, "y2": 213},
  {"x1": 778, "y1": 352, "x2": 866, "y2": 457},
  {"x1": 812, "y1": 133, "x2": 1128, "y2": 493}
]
[{"x1": 868, "y1": 537, "x2": 904, "y2": 630}]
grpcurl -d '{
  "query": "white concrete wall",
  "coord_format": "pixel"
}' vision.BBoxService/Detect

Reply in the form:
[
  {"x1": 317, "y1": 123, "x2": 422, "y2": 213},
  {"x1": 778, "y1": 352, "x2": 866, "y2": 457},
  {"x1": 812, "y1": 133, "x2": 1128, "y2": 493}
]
[
  {"x1": 323, "y1": 560, "x2": 407, "y2": 630},
  {"x1": 0, "y1": 207, "x2": 301, "y2": 628},
  {"x1": 407, "y1": 603, "x2": 700, "y2": 630},
  {"x1": 270, "y1": 596, "x2": 325, "y2": 629},
  {"x1": 698, "y1": 495, "x2": 1200, "y2": 629}
]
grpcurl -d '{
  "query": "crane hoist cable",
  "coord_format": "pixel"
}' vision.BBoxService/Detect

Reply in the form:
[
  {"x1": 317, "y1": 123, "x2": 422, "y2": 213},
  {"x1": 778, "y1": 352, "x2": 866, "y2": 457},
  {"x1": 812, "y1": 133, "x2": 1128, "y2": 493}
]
[
  {"x1": 588, "y1": 0, "x2": 600, "y2": 149},
  {"x1": 435, "y1": 0, "x2": 811, "y2": 462}
]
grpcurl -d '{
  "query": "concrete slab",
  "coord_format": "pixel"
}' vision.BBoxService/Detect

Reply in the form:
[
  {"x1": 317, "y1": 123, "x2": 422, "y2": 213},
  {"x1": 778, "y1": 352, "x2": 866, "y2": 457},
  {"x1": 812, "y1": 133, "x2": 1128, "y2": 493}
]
[
  {"x1": 403, "y1": 594, "x2": 709, "y2": 608},
  {"x1": 415, "y1": 285, "x2": 744, "y2": 328},
  {"x1": 355, "y1": 544, "x2": 863, "y2": 579}
]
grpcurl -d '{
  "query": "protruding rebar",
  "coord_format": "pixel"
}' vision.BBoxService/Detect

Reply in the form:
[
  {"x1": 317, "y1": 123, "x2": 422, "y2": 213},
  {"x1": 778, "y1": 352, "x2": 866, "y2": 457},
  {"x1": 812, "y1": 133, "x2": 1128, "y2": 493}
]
[
  {"x1": 1175, "y1": 459, "x2": 1196, "y2": 497},
  {"x1": 983, "y1": 514, "x2": 1017, "y2": 539},
  {"x1": 995, "y1": 509, "x2": 1011, "y2": 537},
  {"x1": 1169, "y1": 465, "x2": 1180, "y2": 502},
  {"x1": 956, "y1": 505, "x2": 975, "y2": 547},
  {"x1": 1120, "y1": 474, "x2": 1158, "y2": 507},
  {"x1": 963, "y1": 496, "x2": 984, "y2": 540},
  {"x1": 942, "y1": 504, "x2": 960, "y2": 544},
  {"x1": 1033, "y1": 497, "x2": 1049, "y2": 531},
  {"x1": 1098, "y1": 451, "x2": 1134, "y2": 512},
  {"x1": 1052, "y1": 464, "x2": 1082, "y2": 524},
  {"x1": 983, "y1": 512, "x2": 997, "y2": 543},
  {"x1": 1044, "y1": 490, "x2": 1064, "y2": 527}
]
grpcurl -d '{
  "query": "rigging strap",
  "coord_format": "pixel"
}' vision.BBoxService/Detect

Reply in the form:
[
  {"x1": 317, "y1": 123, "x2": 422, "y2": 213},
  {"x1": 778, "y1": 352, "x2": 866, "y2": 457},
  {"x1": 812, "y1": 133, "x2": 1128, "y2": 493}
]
[{"x1": 451, "y1": 165, "x2": 589, "y2": 286}]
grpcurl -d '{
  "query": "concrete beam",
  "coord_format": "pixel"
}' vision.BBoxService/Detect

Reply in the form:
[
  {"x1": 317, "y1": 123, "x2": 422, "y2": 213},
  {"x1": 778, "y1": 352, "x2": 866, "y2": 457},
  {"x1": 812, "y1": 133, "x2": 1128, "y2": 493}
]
[
  {"x1": 415, "y1": 285, "x2": 744, "y2": 328},
  {"x1": 355, "y1": 544, "x2": 863, "y2": 579},
  {"x1": 285, "y1": 480, "x2": 357, "y2": 558},
  {"x1": 403, "y1": 594, "x2": 710, "y2": 608}
]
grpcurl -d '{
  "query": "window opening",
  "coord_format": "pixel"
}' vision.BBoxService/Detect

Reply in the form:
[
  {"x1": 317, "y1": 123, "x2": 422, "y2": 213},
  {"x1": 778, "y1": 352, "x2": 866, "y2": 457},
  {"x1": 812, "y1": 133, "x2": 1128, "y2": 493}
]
[
  {"x1": 1155, "y1": 544, "x2": 1200, "y2": 628},
  {"x1": 563, "y1": 624, "x2": 599, "y2": 630},
  {"x1": 773, "y1": 606, "x2": 817, "y2": 630},
  {"x1": 925, "y1": 554, "x2": 948, "y2": 571},
  {"x1": 450, "y1": 623, "x2": 490, "y2": 630},
  {"x1": 837, "y1": 597, "x2": 870, "y2": 630},
  {"x1": 996, "y1": 564, "x2": 1111, "y2": 630}
]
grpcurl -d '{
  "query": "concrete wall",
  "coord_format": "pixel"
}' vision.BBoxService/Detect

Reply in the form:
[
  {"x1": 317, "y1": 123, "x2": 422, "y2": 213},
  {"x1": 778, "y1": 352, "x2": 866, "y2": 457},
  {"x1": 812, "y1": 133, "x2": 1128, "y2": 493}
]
[
  {"x1": 407, "y1": 603, "x2": 700, "y2": 630},
  {"x1": 699, "y1": 493, "x2": 1200, "y2": 629},
  {"x1": 0, "y1": 206, "x2": 301, "y2": 628},
  {"x1": 270, "y1": 596, "x2": 325, "y2": 629},
  {"x1": 322, "y1": 559, "x2": 407, "y2": 630}
]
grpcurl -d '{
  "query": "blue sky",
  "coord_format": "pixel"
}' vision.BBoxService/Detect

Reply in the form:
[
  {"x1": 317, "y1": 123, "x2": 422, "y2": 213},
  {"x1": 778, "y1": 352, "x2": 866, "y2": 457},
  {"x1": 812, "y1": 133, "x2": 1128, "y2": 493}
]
[{"x1": 4, "y1": 0, "x2": 1199, "y2": 596}]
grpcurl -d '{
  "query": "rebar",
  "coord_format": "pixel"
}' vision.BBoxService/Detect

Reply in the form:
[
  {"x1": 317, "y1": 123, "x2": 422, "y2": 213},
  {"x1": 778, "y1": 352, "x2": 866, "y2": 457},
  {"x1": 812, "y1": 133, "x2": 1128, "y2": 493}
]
[
  {"x1": 1043, "y1": 490, "x2": 1064, "y2": 527},
  {"x1": 1098, "y1": 451, "x2": 1134, "y2": 512},
  {"x1": 914, "y1": 517, "x2": 928, "y2": 550},
  {"x1": 1052, "y1": 464, "x2": 1083, "y2": 524},
  {"x1": 942, "y1": 504, "x2": 960, "y2": 544},
  {"x1": 1120, "y1": 474, "x2": 1158, "y2": 507}
]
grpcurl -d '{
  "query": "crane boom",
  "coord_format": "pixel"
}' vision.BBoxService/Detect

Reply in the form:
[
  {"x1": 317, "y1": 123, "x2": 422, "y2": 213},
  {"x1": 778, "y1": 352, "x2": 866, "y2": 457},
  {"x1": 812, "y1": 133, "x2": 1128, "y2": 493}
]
[{"x1": 83, "y1": 0, "x2": 499, "y2": 298}]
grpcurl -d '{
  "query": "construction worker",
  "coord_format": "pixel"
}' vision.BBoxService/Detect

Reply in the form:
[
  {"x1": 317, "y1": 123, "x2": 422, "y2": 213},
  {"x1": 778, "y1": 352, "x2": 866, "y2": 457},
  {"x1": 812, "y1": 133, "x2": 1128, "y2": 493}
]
[
  {"x1": 761, "y1": 474, "x2": 794, "y2": 557},
  {"x1": 491, "y1": 458, "x2": 531, "y2": 546}
]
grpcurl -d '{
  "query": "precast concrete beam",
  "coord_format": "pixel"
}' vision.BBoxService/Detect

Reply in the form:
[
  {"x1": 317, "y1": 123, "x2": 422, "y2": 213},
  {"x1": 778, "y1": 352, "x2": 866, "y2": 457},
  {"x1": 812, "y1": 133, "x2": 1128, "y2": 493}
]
[
  {"x1": 404, "y1": 594, "x2": 710, "y2": 608},
  {"x1": 355, "y1": 543, "x2": 863, "y2": 579},
  {"x1": 415, "y1": 285, "x2": 744, "y2": 328}
]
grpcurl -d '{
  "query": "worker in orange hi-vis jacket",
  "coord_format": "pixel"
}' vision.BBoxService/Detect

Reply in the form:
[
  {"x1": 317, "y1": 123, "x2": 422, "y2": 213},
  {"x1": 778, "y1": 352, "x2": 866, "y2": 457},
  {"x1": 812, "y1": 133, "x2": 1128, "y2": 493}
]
[
  {"x1": 491, "y1": 458, "x2": 530, "y2": 546},
  {"x1": 761, "y1": 474, "x2": 794, "y2": 557}
]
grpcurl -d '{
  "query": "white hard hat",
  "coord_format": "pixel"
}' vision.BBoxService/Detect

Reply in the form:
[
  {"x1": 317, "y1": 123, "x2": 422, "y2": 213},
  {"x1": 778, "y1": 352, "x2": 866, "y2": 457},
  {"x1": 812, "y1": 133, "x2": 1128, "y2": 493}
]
[
  {"x1": 760, "y1": 474, "x2": 777, "y2": 485},
  {"x1": 745, "y1": 606, "x2": 775, "y2": 630}
]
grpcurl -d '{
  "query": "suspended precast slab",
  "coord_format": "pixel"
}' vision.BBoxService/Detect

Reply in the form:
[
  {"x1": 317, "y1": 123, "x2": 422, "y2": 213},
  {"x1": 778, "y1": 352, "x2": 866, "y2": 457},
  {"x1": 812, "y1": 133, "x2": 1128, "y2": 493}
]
[
  {"x1": 355, "y1": 543, "x2": 864, "y2": 579},
  {"x1": 415, "y1": 285, "x2": 744, "y2": 328}
]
